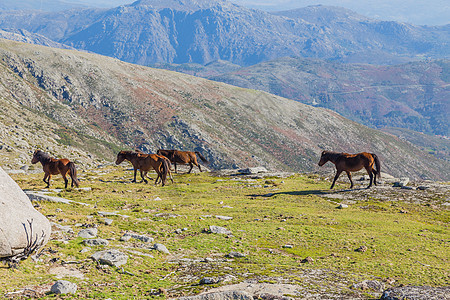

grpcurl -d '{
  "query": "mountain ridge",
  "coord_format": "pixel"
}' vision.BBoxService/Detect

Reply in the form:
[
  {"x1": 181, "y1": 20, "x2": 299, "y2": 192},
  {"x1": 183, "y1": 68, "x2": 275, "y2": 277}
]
[{"x1": 0, "y1": 1, "x2": 447, "y2": 66}]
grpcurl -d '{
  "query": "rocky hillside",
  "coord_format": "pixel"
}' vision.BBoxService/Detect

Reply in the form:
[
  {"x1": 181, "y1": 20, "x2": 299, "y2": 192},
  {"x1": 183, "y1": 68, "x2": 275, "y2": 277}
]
[
  {"x1": 209, "y1": 57, "x2": 450, "y2": 137},
  {"x1": 0, "y1": 0, "x2": 448, "y2": 66},
  {"x1": 0, "y1": 39, "x2": 449, "y2": 180}
]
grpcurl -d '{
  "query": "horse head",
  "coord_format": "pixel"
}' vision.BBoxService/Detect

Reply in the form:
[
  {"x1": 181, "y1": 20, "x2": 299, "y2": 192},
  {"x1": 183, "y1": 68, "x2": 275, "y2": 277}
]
[
  {"x1": 31, "y1": 150, "x2": 43, "y2": 164},
  {"x1": 318, "y1": 151, "x2": 329, "y2": 166},
  {"x1": 115, "y1": 151, "x2": 127, "y2": 165}
]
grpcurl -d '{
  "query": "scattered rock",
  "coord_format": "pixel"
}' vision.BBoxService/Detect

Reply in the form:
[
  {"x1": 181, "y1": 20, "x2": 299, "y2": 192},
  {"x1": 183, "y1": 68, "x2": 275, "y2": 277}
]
[
  {"x1": 153, "y1": 243, "x2": 170, "y2": 254},
  {"x1": 120, "y1": 233, "x2": 154, "y2": 243},
  {"x1": 91, "y1": 249, "x2": 128, "y2": 267},
  {"x1": 51, "y1": 222, "x2": 73, "y2": 233},
  {"x1": 380, "y1": 286, "x2": 450, "y2": 300},
  {"x1": 226, "y1": 252, "x2": 246, "y2": 258},
  {"x1": 216, "y1": 215, "x2": 233, "y2": 220},
  {"x1": 417, "y1": 186, "x2": 430, "y2": 190},
  {"x1": 355, "y1": 246, "x2": 368, "y2": 253},
  {"x1": 401, "y1": 186, "x2": 416, "y2": 190},
  {"x1": 78, "y1": 228, "x2": 98, "y2": 239},
  {"x1": 103, "y1": 218, "x2": 114, "y2": 225},
  {"x1": 301, "y1": 257, "x2": 314, "y2": 263},
  {"x1": 352, "y1": 280, "x2": 384, "y2": 292},
  {"x1": 209, "y1": 225, "x2": 232, "y2": 235},
  {"x1": 393, "y1": 178, "x2": 409, "y2": 187},
  {"x1": 238, "y1": 167, "x2": 268, "y2": 174},
  {"x1": 50, "y1": 280, "x2": 77, "y2": 294},
  {"x1": 83, "y1": 239, "x2": 109, "y2": 246},
  {"x1": 80, "y1": 247, "x2": 91, "y2": 253},
  {"x1": 282, "y1": 245, "x2": 293, "y2": 249},
  {"x1": 337, "y1": 203, "x2": 348, "y2": 209},
  {"x1": 199, "y1": 277, "x2": 219, "y2": 285}
]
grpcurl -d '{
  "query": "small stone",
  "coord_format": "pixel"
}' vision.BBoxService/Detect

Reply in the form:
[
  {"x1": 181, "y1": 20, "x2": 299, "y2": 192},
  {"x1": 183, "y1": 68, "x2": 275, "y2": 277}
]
[
  {"x1": 153, "y1": 243, "x2": 170, "y2": 254},
  {"x1": 50, "y1": 280, "x2": 77, "y2": 294},
  {"x1": 216, "y1": 215, "x2": 233, "y2": 220},
  {"x1": 417, "y1": 186, "x2": 430, "y2": 190},
  {"x1": 199, "y1": 277, "x2": 218, "y2": 285},
  {"x1": 355, "y1": 246, "x2": 368, "y2": 253},
  {"x1": 80, "y1": 247, "x2": 91, "y2": 253},
  {"x1": 83, "y1": 239, "x2": 109, "y2": 246},
  {"x1": 209, "y1": 225, "x2": 232, "y2": 235},
  {"x1": 78, "y1": 228, "x2": 98, "y2": 239},
  {"x1": 91, "y1": 249, "x2": 128, "y2": 267},
  {"x1": 282, "y1": 244, "x2": 293, "y2": 249},
  {"x1": 393, "y1": 177, "x2": 409, "y2": 187},
  {"x1": 338, "y1": 203, "x2": 348, "y2": 209},
  {"x1": 226, "y1": 252, "x2": 246, "y2": 258},
  {"x1": 301, "y1": 257, "x2": 314, "y2": 263},
  {"x1": 103, "y1": 218, "x2": 114, "y2": 225}
]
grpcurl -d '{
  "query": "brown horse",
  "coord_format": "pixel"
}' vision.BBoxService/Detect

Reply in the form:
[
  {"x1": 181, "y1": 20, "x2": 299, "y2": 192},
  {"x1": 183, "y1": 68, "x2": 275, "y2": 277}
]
[
  {"x1": 318, "y1": 151, "x2": 381, "y2": 189},
  {"x1": 115, "y1": 151, "x2": 171, "y2": 186},
  {"x1": 31, "y1": 150, "x2": 80, "y2": 189},
  {"x1": 157, "y1": 149, "x2": 208, "y2": 173}
]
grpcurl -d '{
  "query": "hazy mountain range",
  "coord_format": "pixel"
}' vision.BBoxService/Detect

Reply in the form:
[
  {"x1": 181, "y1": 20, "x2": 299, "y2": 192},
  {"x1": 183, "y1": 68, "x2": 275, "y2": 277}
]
[
  {"x1": 0, "y1": 0, "x2": 448, "y2": 67},
  {"x1": 1, "y1": 39, "x2": 448, "y2": 180},
  {"x1": 0, "y1": 0, "x2": 448, "y2": 26}
]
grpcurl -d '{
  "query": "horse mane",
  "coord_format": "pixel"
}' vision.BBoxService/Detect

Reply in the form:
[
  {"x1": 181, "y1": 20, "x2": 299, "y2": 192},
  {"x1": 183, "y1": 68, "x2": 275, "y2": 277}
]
[
  {"x1": 323, "y1": 151, "x2": 343, "y2": 161},
  {"x1": 35, "y1": 150, "x2": 52, "y2": 163}
]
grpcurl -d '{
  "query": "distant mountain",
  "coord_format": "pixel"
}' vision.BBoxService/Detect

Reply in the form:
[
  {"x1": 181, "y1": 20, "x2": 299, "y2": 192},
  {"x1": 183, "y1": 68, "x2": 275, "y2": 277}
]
[
  {"x1": 0, "y1": 0, "x2": 132, "y2": 11},
  {"x1": 209, "y1": 57, "x2": 449, "y2": 137},
  {"x1": 1, "y1": 39, "x2": 448, "y2": 180},
  {"x1": 0, "y1": 1, "x2": 448, "y2": 66},
  {"x1": 0, "y1": 29, "x2": 74, "y2": 49}
]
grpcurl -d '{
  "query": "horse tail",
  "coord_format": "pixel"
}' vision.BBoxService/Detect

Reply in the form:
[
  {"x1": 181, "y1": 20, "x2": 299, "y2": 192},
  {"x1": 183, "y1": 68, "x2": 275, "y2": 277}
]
[
  {"x1": 195, "y1": 151, "x2": 208, "y2": 163},
  {"x1": 372, "y1": 153, "x2": 381, "y2": 178},
  {"x1": 68, "y1": 161, "x2": 80, "y2": 187},
  {"x1": 159, "y1": 157, "x2": 168, "y2": 185}
]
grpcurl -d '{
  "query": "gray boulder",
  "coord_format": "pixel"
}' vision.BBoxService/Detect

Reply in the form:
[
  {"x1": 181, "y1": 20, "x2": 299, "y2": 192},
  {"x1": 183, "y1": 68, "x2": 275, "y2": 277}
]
[
  {"x1": 209, "y1": 225, "x2": 232, "y2": 235},
  {"x1": 78, "y1": 228, "x2": 98, "y2": 239},
  {"x1": 91, "y1": 249, "x2": 128, "y2": 267},
  {"x1": 0, "y1": 167, "x2": 51, "y2": 258},
  {"x1": 50, "y1": 280, "x2": 77, "y2": 294}
]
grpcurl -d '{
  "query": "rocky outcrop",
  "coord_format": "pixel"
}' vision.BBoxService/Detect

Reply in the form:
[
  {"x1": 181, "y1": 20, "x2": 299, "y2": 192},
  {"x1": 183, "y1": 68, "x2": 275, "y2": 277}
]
[{"x1": 0, "y1": 167, "x2": 51, "y2": 259}]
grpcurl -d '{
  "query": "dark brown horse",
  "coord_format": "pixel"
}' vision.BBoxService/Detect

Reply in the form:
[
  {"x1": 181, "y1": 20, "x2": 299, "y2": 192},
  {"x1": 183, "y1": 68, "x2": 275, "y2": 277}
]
[
  {"x1": 115, "y1": 151, "x2": 171, "y2": 186},
  {"x1": 157, "y1": 149, "x2": 208, "y2": 173},
  {"x1": 31, "y1": 150, "x2": 80, "y2": 189},
  {"x1": 318, "y1": 151, "x2": 381, "y2": 189}
]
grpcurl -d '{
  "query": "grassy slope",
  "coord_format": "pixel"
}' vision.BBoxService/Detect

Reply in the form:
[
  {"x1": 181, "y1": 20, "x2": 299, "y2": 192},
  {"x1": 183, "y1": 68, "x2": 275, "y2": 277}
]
[{"x1": 1, "y1": 169, "x2": 448, "y2": 299}]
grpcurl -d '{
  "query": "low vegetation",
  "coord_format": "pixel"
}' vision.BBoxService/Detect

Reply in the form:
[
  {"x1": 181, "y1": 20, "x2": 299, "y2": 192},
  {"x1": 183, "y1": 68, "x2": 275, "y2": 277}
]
[{"x1": 2, "y1": 167, "x2": 448, "y2": 298}]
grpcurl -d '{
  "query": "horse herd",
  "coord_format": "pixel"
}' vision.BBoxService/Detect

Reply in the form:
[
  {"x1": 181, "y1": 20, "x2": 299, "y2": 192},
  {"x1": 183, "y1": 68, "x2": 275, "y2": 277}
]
[{"x1": 30, "y1": 149, "x2": 381, "y2": 190}]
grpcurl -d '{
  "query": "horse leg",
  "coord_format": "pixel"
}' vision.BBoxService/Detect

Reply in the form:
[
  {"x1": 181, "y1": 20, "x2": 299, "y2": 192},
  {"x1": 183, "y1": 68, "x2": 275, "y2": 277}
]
[
  {"x1": 188, "y1": 163, "x2": 193, "y2": 173},
  {"x1": 197, "y1": 162, "x2": 202, "y2": 172},
  {"x1": 366, "y1": 167, "x2": 373, "y2": 188},
  {"x1": 132, "y1": 168, "x2": 137, "y2": 183},
  {"x1": 46, "y1": 174, "x2": 52, "y2": 188},
  {"x1": 140, "y1": 170, "x2": 148, "y2": 184},
  {"x1": 372, "y1": 168, "x2": 378, "y2": 185},
  {"x1": 62, "y1": 173, "x2": 69, "y2": 189},
  {"x1": 345, "y1": 171, "x2": 353, "y2": 189},
  {"x1": 330, "y1": 170, "x2": 342, "y2": 189},
  {"x1": 43, "y1": 174, "x2": 50, "y2": 188},
  {"x1": 174, "y1": 163, "x2": 178, "y2": 173}
]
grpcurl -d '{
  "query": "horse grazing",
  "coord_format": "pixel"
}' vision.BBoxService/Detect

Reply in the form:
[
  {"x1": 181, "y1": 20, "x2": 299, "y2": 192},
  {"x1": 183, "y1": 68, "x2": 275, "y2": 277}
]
[
  {"x1": 157, "y1": 149, "x2": 208, "y2": 173},
  {"x1": 115, "y1": 150, "x2": 171, "y2": 186},
  {"x1": 318, "y1": 151, "x2": 381, "y2": 189},
  {"x1": 31, "y1": 150, "x2": 80, "y2": 189}
]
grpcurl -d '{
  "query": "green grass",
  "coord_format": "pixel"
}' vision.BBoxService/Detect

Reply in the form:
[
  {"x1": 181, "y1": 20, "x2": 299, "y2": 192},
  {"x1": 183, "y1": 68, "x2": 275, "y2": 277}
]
[{"x1": 2, "y1": 168, "x2": 449, "y2": 298}]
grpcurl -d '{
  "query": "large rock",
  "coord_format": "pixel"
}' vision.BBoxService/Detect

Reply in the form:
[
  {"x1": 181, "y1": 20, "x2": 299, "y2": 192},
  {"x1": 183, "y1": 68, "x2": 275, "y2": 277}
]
[
  {"x1": 0, "y1": 167, "x2": 51, "y2": 258},
  {"x1": 179, "y1": 291, "x2": 253, "y2": 300}
]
